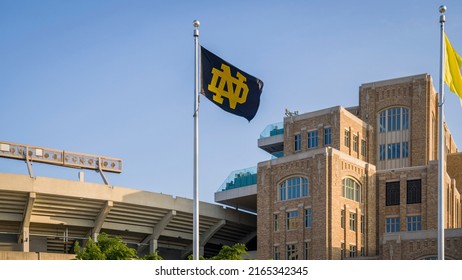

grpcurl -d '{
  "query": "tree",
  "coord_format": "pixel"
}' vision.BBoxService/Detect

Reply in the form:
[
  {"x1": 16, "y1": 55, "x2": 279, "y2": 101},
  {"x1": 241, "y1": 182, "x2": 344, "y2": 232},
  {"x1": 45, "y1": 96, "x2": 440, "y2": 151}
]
[
  {"x1": 141, "y1": 251, "x2": 164, "y2": 260},
  {"x1": 209, "y1": 243, "x2": 248, "y2": 260},
  {"x1": 188, "y1": 243, "x2": 249, "y2": 260},
  {"x1": 74, "y1": 232, "x2": 137, "y2": 260}
]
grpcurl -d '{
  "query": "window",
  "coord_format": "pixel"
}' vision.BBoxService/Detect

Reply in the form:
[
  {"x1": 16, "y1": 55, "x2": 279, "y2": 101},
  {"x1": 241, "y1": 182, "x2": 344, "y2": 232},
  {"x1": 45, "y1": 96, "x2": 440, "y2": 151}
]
[
  {"x1": 286, "y1": 244, "x2": 298, "y2": 260},
  {"x1": 287, "y1": 210, "x2": 298, "y2": 230},
  {"x1": 349, "y1": 212, "x2": 357, "y2": 231},
  {"x1": 361, "y1": 246, "x2": 365, "y2": 257},
  {"x1": 304, "y1": 242, "x2": 310, "y2": 260},
  {"x1": 344, "y1": 130, "x2": 350, "y2": 147},
  {"x1": 377, "y1": 108, "x2": 410, "y2": 167},
  {"x1": 387, "y1": 143, "x2": 401, "y2": 159},
  {"x1": 280, "y1": 182, "x2": 286, "y2": 201},
  {"x1": 402, "y1": 141, "x2": 409, "y2": 158},
  {"x1": 341, "y1": 209, "x2": 345, "y2": 229},
  {"x1": 380, "y1": 142, "x2": 408, "y2": 161},
  {"x1": 388, "y1": 107, "x2": 401, "y2": 131},
  {"x1": 361, "y1": 214, "x2": 365, "y2": 234},
  {"x1": 324, "y1": 127, "x2": 332, "y2": 146},
  {"x1": 294, "y1": 134, "x2": 301, "y2": 151},
  {"x1": 349, "y1": 245, "x2": 357, "y2": 258},
  {"x1": 379, "y1": 111, "x2": 386, "y2": 132},
  {"x1": 353, "y1": 134, "x2": 359, "y2": 152},
  {"x1": 407, "y1": 179, "x2": 421, "y2": 204},
  {"x1": 279, "y1": 177, "x2": 309, "y2": 201},
  {"x1": 402, "y1": 108, "x2": 409, "y2": 129},
  {"x1": 386, "y1": 217, "x2": 401, "y2": 233},
  {"x1": 340, "y1": 242, "x2": 345, "y2": 259},
  {"x1": 307, "y1": 130, "x2": 318, "y2": 148},
  {"x1": 361, "y1": 139, "x2": 367, "y2": 157},
  {"x1": 274, "y1": 214, "x2": 279, "y2": 231},
  {"x1": 342, "y1": 178, "x2": 361, "y2": 202},
  {"x1": 379, "y1": 144, "x2": 386, "y2": 160},
  {"x1": 305, "y1": 208, "x2": 312, "y2": 228},
  {"x1": 386, "y1": 182, "x2": 400, "y2": 206},
  {"x1": 407, "y1": 215, "x2": 422, "y2": 231},
  {"x1": 273, "y1": 246, "x2": 280, "y2": 260},
  {"x1": 379, "y1": 107, "x2": 410, "y2": 132}
]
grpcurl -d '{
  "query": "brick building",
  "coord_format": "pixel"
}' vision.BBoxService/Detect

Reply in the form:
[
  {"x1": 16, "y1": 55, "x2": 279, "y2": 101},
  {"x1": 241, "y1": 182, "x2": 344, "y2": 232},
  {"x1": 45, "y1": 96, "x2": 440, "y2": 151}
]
[{"x1": 253, "y1": 73, "x2": 462, "y2": 259}]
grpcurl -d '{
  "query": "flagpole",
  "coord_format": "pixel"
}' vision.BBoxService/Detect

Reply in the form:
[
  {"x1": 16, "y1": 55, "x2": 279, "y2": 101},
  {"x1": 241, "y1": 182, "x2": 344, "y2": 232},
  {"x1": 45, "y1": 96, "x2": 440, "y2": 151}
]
[
  {"x1": 193, "y1": 19, "x2": 200, "y2": 260},
  {"x1": 437, "y1": 5, "x2": 446, "y2": 261}
]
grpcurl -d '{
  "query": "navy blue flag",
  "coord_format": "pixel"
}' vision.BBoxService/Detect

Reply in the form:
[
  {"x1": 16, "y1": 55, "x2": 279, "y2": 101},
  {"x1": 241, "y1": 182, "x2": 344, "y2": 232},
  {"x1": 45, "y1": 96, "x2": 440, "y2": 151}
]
[{"x1": 201, "y1": 46, "x2": 264, "y2": 121}]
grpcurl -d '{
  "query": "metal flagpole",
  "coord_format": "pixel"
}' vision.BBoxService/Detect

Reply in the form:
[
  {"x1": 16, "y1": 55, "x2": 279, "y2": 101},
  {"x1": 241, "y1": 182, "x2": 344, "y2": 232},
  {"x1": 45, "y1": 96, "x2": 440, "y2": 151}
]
[
  {"x1": 192, "y1": 19, "x2": 200, "y2": 260},
  {"x1": 437, "y1": 5, "x2": 446, "y2": 260}
]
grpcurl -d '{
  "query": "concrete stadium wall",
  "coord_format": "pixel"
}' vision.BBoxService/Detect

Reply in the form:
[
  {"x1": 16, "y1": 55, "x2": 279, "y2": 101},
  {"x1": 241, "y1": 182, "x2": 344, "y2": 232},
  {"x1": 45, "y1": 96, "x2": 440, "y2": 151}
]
[{"x1": 0, "y1": 251, "x2": 75, "y2": 260}]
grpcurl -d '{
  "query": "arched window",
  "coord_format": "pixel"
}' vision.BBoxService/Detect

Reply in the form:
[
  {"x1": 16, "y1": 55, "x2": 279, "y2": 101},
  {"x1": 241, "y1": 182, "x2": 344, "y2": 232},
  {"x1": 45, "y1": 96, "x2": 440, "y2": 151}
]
[
  {"x1": 379, "y1": 107, "x2": 409, "y2": 133},
  {"x1": 342, "y1": 178, "x2": 361, "y2": 202},
  {"x1": 279, "y1": 177, "x2": 309, "y2": 201}
]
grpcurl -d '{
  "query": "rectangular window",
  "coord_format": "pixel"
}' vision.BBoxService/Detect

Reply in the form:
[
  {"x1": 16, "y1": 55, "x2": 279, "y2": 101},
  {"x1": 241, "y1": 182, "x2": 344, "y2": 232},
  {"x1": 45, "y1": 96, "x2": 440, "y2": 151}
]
[
  {"x1": 361, "y1": 214, "x2": 365, "y2": 234},
  {"x1": 386, "y1": 182, "x2": 400, "y2": 206},
  {"x1": 386, "y1": 217, "x2": 401, "y2": 233},
  {"x1": 387, "y1": 143, "x2": 401, "y2": 159},
  {"x1": 307, "y1": 130, "x2": 318, "y2": 148},
  {"x1": 287, "y1": 179, "x2": 300, "y2": 200},
  {"x1": 361, "y1": 139, "x2": 367, "y2": 157},
  {"x1": 305, "y1": 208, "x2": 312, "y2": 228},
  {"x1": 402, "y1": 108, "x2": 409, "y2": 129},
  {"x1": 402, "y1": 141, "x2": 409, "y2": 158},
  {"x1": 294, "y1": 134, "x2": 301, "y2": 151},
  {"x1": 273, "y1": 246, "x2": 280, "y2": 260},
  {"x1": 286, "y1": 244, "x2": 298, "y2": 260},
  {"x1": 344, "y1": 130, "x2": 350, "y2": 147},
  {"x1": 349, "y1": 245, "x2": 357, "y2": 258},
  {"x1": 353, "y1": 134, "x2": 359, "y2": 152},
  {"x1": 287, "y1": 210, "x2": 298, "y2": 230},
  {"x1": 349, "y1": 212, "x2": 357, "y2": 231},
  {"x1": 379, "y1": 144, "x2": 386, "y2": 161},
  {"x1": 388, "y1": 107, "x2": 401, "y2": 131},
  {"x1": 280, "y1": 183, "x2": 286, "y2": 201},
  {"x1": 341, "y1": 209, "x2": 345, "y2": 229},
  {"x1": 340, "y1": 242, "x2": 345, "y2": 259},
  {"x1": 324, "y1": 127, "x2": 332, "y2": 146},
  {"x1": 407, "y1": 215, "x2": 422, "y2": 231},
  {"x1": 274, "y1": 214, "x2": 279, "y2": 231},
  {"x1": 407, "y1": 179, "x2": 422, "y2": 204},
  {"x1": 379, "y1": 111, "x2": 386, "y2": 132},
  {"x1": 304, "y1": 242, "x2": 310, "y2": 260},
  {"x1": 361, "y1": 246, "x2": 365, "y2": 257}
]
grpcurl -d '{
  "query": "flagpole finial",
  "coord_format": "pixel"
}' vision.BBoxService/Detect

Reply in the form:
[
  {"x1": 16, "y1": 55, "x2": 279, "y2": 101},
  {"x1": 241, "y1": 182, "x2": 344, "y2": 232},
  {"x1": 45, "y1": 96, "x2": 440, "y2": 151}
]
[
  {"x1": 439, "y1": 5, "x2": 447, "y2": 14},
  {"x1": 193, "y1": 20, "x2": 200, "y2": 37}
]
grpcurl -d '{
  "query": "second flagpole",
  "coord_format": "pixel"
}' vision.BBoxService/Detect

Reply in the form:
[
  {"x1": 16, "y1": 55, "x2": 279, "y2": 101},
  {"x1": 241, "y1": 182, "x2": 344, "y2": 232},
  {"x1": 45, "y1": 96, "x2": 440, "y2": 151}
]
[
  {"x1": 193, "y1": 20, "x2": 200, "y2": 260},
  {"x1": 437, "y1": 5, "x2": 446, "y2": 260}
]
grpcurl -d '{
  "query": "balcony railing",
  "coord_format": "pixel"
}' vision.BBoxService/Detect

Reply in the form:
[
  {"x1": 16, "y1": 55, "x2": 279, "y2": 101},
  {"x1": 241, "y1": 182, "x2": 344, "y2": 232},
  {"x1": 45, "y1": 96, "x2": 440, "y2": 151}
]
[
  {"x1": 217, "y1": 167, "x2": 257, "y2": 192},
  {"x1": 259, "y1": 122, "x2": 283, "y2": 139}
]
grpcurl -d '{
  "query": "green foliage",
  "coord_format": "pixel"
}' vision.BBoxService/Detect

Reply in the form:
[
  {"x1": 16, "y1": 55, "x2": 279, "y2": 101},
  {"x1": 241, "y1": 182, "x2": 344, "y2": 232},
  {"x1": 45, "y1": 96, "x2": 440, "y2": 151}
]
[
  {"x1": 188, "y1": 243, "x2": 248, "y2": 260},
  {"x1": 74, "y1": 233, "x2": 137, "y2": 260},
  {"x1": 210, "y1": 243, "x2": 248, "y2": 260},
  {"x1": 141, "y1": 250, "x2": 164, "y2": 260}
]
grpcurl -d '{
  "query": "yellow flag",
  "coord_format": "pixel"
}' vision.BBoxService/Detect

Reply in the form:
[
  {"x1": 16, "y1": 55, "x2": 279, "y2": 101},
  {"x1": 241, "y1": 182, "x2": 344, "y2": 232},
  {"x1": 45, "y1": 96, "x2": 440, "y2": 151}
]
[{"x1": 444, "y1": 33, "x2": 462, "y2": 100}]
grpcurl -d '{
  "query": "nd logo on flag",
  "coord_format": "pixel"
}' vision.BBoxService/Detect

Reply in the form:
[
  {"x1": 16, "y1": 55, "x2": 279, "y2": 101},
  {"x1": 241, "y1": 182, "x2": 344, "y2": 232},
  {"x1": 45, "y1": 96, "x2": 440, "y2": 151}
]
[{"x1": 201, "y1": 46, "x2": 263, "y2": 121}]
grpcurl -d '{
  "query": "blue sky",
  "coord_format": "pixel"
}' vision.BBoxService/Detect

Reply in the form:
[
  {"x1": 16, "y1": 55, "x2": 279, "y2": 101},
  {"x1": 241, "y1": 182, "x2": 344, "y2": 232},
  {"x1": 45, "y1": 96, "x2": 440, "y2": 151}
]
[{"x1": 1, "y1": 0, "x2": 462, "y2": 203}]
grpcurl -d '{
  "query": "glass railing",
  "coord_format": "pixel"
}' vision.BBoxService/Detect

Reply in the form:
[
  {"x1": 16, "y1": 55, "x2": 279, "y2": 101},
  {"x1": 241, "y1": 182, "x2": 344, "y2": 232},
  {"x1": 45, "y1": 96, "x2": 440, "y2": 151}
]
[
  {"x1": 271, "y1": 151, "x2": 284, "y2": 158},
  {"x1": 217, "y1": 167, "x2": 257, "y2": 192},
  {"x1": 259, "y1": 122, "x2": 284, "y2": 139}
]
